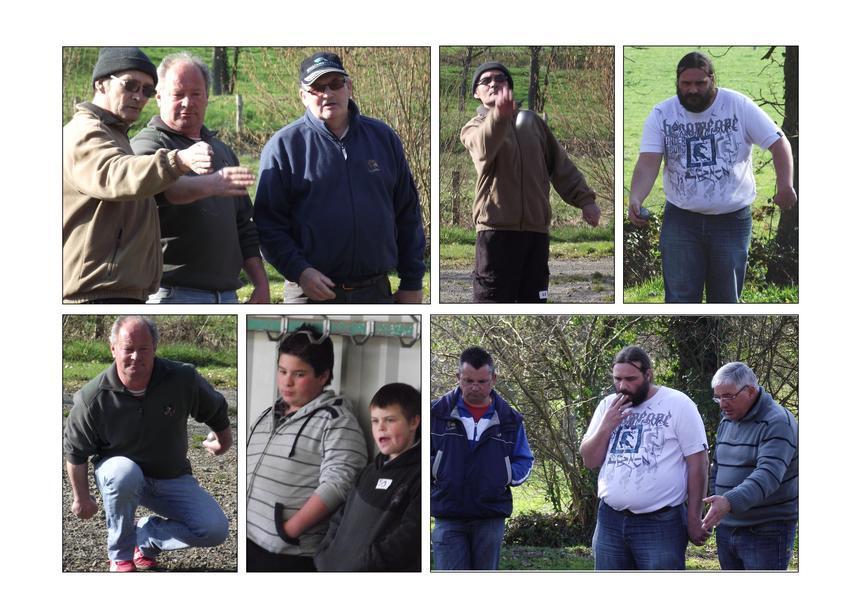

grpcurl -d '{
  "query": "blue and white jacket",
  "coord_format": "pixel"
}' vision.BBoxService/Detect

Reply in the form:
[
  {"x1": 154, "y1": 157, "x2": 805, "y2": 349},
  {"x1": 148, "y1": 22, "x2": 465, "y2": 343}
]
[
  {"x1": 430, "y1": 387, "x2": 533, "y2": 519},
  {"x1": 254, "y1": 100, "x2": 425, "y2": 290}
]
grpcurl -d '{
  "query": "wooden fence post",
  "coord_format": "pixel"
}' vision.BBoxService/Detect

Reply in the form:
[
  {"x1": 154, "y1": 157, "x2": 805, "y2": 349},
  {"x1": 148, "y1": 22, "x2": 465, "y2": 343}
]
[
  {"x1": 235, "y1": 94, "x2": 243, "y2": 134},
  {"x1": 452, "y1": 170, "x2": 461, "y2": 225}
]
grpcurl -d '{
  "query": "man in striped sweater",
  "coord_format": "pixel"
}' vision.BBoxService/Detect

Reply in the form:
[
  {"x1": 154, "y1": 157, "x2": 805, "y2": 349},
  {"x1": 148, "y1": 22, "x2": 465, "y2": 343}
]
[{"x1": 703, "y1": 362, "x2": 798, "y2": 570}]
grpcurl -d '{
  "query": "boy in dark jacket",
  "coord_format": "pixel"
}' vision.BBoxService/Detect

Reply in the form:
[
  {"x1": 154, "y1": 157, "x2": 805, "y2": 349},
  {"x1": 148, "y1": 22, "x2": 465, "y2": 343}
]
[{"x1": 315, "y1": 383, "x2": 421, "y2": 571}]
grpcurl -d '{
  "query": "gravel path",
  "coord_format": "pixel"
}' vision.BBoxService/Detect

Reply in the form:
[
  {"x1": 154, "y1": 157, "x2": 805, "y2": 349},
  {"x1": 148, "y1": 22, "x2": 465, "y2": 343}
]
[
  {"x1": 439, "y1": 256, "x2": 614, "y2": 303},
  {"x1": 61, "y1": 389, "x2": 238, "y2": 573}
]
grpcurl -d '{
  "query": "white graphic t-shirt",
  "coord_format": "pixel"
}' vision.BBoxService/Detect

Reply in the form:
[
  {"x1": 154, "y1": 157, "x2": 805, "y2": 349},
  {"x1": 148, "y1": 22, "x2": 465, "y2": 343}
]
[
  {"x1": 584, "y1": 386, "x2": 708, "y2": 513},
  {"x1": 640, "y1": 88, "x2": 783, "y2": 214}
]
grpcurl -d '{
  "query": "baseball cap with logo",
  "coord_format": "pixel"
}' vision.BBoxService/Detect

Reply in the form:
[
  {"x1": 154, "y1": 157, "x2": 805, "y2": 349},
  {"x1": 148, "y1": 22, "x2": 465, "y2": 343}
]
[{"x1": 299, "y1": 52, "x2": 349, "y2": 86}]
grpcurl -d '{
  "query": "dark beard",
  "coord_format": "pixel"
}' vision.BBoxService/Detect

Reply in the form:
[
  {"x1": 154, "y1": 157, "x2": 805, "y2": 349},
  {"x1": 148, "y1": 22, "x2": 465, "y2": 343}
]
[
  {"x1": 677, "y1": 85, "x2": 716, "y2": 113},
  {"x1": 628, "y1": 380, "x2": 652, "y2": 406}
]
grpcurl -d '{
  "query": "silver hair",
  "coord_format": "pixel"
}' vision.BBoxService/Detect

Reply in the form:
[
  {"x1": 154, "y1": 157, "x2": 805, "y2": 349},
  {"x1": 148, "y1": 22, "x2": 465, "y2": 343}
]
[
  {"x1": 110, "y1": 316, "x2": 159, "y2": 349},
  {"x1": 157, "y1": 52, "x2": 211, "y2": 94},
  {"x1": 711, "y1": 361, "x2": 758, "y2": 389}
]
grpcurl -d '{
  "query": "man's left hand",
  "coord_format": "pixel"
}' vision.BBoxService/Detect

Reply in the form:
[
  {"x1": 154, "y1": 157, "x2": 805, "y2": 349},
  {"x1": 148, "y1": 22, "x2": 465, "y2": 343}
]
[
  {"x1": 772, "y1": 187, "x2": 798, "y2": 211},
  {"x1": 581, "y1": 202, "x2": 601, "y2": 227},
  {"x1": 687, "y1": 517, "x2": 711, "y2": 546},
  {"x1": 394, "y1": 289, "x2": 423, "y2": 304},
  {"x1": 203, "y1": 429, "x2": 232, "y2": 456},
  {"x1": 702, "y1": 494, "x2": 731, "y2": 530}
]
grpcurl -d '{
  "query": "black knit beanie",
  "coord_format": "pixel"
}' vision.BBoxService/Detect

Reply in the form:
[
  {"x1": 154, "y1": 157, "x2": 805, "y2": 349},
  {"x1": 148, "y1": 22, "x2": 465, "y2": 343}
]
[
  {"x1": 471, "y1": 62, "x2": 513, "y2": 93},
  {"x1": 92, "y1": 47, "x2": 158, "y2": 86}
]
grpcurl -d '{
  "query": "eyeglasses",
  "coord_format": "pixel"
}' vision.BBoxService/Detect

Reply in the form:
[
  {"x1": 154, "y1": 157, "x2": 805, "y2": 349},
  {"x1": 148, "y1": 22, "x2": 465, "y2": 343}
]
[
  {"x1": 477, "y1": 74, "x2": 509, "y2": 87},
  {"x1": 302, "y1": 77, "x2": 348, "y2": 95},
  {"x1": 712, "y1": 386, "x2": 748, "y2": 404},
  {"x1": 111, "y1": 75, "x2": 157, "y2": 98}
]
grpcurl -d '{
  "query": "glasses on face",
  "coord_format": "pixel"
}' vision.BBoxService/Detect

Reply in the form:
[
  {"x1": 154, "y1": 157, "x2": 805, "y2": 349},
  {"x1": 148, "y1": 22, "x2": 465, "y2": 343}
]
[
  {"x1": 477, "y1": 74, "x2": 508, "y2": 87},
  {"x1": 111, "y1": 75, "x2": 157, "y2": 98},
  {"x1": 303, "y1": 77, "x2": 347, "y2": 95},
  {"x1": 712, "y1": 386, "x2": 748, "y2": 404}
]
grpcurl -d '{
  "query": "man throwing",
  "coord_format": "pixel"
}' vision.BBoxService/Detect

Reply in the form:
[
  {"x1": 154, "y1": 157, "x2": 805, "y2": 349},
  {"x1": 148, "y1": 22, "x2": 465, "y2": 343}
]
[
  {"x1": 580, "y1": 346, "x2": 709, "y2": 570},
  {"x1": 254, "y1": 51, "x2": 426, "y2": 304},
  {"x1": 461, "y1": 61, "x2": 601, "y2": 303},
  {"x1": 64, "y1": 316, "x2": 233, "y2": 572},
  {"x1": 628, "y1": 51, "x2": 797, "y2": 303},
  {"x1": 132, "y1": 52, "x2": 270, "y2": 304},
  {"x1": 430, "y1": 346, "x2": 533, "y2": 570},
  {"x1": 703, "y1": 362, "x2": 798, "y2": 569}
]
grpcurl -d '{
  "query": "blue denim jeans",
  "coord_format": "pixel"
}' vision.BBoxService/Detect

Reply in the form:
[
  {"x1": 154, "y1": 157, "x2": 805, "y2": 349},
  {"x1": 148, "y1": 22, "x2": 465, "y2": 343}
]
[
  {"x1": 94, "y1": 457, "x2": 229, "y2": 561},
  {"x1": 592, "y1": 500, "x2": 688, "y2": 570},
  {"x1": 147, "y1": 286, "x2": 239, "y2": 304},
  {"x1": 715, "y1": 520, "x2": 797, "y2": 570},
  {"x1": 432, "y1": 517, "x2": 506, "y2": 570},
  {"x1": 659, "y1": 202, "x2": 752, "y2": 303}
]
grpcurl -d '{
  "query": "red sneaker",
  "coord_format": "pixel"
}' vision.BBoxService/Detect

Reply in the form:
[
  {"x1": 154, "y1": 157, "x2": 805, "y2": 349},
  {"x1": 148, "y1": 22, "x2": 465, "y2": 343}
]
[
  {"x1": 109, "y1": 559, "x2": 136, "y2": 573},
  {"x1": 133, "y1": 547, "x2": 158, "y2": 571}
]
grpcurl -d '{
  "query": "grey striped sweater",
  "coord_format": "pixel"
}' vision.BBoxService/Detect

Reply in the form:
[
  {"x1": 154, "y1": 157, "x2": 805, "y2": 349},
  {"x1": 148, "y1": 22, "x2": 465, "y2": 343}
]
[
  {"x1": 246, "y1": 390, "x2": 368, "y2": 556},
  {"x1": 710, "y1": 389, "x2": 798, "y2": 527}
]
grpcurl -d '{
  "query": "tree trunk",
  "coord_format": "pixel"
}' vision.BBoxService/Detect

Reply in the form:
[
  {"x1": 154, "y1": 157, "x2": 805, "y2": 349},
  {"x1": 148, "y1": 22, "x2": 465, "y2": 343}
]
[
  {"x1": 528, "y1": 46, "x2": 541, "y2": 112},
  {"x1": 766, "y1": 46, "x2": 799, "y2": 285},
  {"x1": 212, "y1": 47, "x2": 229, "y2": 96},
  {"x1": 459, "y1": 47, "x2": 476, "y2": 113}
]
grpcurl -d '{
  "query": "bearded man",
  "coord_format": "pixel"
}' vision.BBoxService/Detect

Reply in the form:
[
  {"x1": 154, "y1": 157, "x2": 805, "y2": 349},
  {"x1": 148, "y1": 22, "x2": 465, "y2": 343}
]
[
  {"x1": 627, "y1": 51, "x2": 797, "y2": 303},
  {"x1": 580, "y1": 346, "x2": 709, "y2": 570}
]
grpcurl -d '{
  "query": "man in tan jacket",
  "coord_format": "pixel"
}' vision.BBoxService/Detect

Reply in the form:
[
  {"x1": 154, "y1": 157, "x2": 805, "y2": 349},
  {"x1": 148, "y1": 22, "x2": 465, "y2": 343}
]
[
  {"x1": 63, "y1": 47, "x2": 214, "y2": 303},
  {"x1": 461, "y1": 61, "x2": 601, "y2": 303}
]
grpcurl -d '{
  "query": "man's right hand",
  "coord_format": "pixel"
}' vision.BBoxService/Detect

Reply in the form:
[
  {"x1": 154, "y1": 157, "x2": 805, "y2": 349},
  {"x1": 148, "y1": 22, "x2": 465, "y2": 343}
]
[
  {"x1": 600, "y1": 392, "x2": 633, "y2": 433},
  {"x1": 494, "y1": 85, "x2": 515, "y2": 120},
  {"x1": 176, "y1": 141, "x2": 214, "y2": 175},
  {"x1": 71, "y1": 494, "x2": 98, "y2": 519},
  {"x1": 299, "y1": 267, "x2": 337, "y2": 301},
  {"x1": 209, "y1": 166, "x2": 256, "y2": 197},
  {"x1": 628, "y1": 200, "x2": 649, "y2": 227}
]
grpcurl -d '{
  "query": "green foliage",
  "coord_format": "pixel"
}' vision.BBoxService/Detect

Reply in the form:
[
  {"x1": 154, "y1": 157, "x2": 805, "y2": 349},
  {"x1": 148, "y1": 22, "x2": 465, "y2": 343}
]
[{"x1": 505, "y1": 511, "x2": 590, "y2": 548}]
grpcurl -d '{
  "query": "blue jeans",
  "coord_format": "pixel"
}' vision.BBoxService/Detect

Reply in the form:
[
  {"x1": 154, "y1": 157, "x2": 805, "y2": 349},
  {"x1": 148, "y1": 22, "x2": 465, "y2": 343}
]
[
  {"x1": 660, "y1": 202, "x2": 752, "y2": 303},
  {"x1": 147, "y1": 286, "x2": 239, "y2": 304},
  {"x1": 715, "y1": 520, "x2": 797, "y2": 570},
  {"x1": 432, "y1": 518, "x2": 506, "y2": 570},
  {"x1": 592, "y1": 500, "x2": 688, "y2": 570},
  {"x1": 94, "y1": 457, "x2": 229, "y2": 561}
]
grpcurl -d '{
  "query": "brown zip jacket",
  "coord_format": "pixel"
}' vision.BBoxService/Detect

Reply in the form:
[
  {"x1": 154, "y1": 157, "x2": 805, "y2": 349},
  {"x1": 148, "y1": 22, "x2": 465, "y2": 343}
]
[
  {"x1": 460, "y1": 106, "x2": 596, "y2": 233},
  {"x1": 62, "y1": 103, "x2": 185, "y2": 302}
]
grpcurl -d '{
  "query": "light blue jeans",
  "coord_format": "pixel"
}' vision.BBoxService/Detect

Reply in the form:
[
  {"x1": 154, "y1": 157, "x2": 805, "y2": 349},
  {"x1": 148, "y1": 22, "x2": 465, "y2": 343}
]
[
  {"x1": 147, "y1": 286, "x2": 239, "y2": 304},
  {"x1": 432, "y1": 517, "x2": 506, "y2": 570},
  {"x1": 94, "y1": 457, "x2": 229, "y2": 561}
]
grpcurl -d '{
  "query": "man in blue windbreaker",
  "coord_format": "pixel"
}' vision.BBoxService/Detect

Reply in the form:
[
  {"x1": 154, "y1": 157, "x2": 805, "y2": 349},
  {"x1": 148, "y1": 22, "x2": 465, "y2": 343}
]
[
  {"x1": 430, "y1": 346, "x2": 533, "y2": 570},
  {"x1": 254, "y1": 51, "x2": 426, "y2": 304}
]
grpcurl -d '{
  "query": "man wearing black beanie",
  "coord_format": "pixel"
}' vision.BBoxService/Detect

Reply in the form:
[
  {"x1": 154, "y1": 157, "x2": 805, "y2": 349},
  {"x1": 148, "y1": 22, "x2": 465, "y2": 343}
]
[
  {"x1": 63, "y1": 47, "x2": 215, "y2": 303},
  {"x1": 461, "y1": 60, "x2": 602, "y2": 303}
]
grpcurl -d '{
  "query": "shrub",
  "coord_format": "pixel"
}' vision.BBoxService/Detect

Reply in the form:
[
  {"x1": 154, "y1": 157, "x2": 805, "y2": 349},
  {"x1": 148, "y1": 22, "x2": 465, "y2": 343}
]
[{"x1": 505, "y1": 510, "x2": 590, "y2": 548}]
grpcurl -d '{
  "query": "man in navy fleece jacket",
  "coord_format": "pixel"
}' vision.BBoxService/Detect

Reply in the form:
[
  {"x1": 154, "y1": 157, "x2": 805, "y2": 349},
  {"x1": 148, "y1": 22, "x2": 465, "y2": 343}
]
[{"x1": 254, "y1": 51, "x2": 426, "y2": 304}]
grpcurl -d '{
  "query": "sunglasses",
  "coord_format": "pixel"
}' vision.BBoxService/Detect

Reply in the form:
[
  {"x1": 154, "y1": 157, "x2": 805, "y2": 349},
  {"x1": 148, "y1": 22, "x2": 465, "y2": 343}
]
[
  {"x1": 111, "y1": 75, "x2": 157, "y2": 98},
  {"x1": 302, "y1": 76, "x2": 348, "y2": 95},
  {"x1": 477, "y1": 74, "x2": 509, "y2": 87}
]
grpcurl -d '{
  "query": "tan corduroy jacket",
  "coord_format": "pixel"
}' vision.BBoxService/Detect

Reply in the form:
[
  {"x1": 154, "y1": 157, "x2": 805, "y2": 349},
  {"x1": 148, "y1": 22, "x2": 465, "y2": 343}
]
[
  {"x1": 62, "y1": 103, "x2": 185, "y2": 302},
  {"x1": 460, "y1": 106, "x2": 596, "y2": 233}
]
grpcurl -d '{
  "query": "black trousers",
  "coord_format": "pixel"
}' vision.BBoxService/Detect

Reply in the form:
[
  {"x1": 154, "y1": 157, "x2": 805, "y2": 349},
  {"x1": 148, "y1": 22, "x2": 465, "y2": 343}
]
[
  {"x1": 246, "y1": 539, "x2": 316, "y2": 572},
  {"x1": 309, "y1": 275, "x2": 395, "y2": 304},
  {"x1": 473, "y1": 230, "x2": 549, "y2": 303}
]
